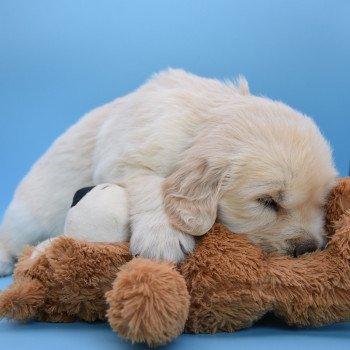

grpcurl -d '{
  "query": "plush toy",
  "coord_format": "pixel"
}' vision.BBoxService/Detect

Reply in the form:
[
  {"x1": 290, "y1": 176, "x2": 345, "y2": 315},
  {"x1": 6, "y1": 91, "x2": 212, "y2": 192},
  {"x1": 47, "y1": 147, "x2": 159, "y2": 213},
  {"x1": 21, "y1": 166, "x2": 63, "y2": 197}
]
[
  {"x1": 0, "y1": 178, "x2": 349, "y2": 347},
  {"x1": 63, "y1": 183, "x2": 129, "y2": 242}
]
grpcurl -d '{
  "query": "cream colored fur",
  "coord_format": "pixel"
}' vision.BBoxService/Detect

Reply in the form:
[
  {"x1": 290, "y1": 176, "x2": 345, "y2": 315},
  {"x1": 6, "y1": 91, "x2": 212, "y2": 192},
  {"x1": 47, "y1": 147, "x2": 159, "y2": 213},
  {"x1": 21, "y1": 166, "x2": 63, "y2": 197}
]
[{"x1": 0, "y1": 69, "x2": 337, "y2": 275}]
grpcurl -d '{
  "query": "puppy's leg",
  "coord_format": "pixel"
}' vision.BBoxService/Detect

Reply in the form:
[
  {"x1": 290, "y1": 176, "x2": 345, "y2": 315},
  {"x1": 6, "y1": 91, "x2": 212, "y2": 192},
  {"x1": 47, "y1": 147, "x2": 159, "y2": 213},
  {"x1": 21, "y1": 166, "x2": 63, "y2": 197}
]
[
  {"x1": 0, "y1": 160, "x2": 92, "y2": 275},
  {"x1": 127, "y1": 173, "x2": 195, "y2": 263},
  {"x1": 0, "y1": 241, "x2": 13, "y2": 276},
  {"x1": 0, "y1": 104, "x2": 111, "y2": 276}
]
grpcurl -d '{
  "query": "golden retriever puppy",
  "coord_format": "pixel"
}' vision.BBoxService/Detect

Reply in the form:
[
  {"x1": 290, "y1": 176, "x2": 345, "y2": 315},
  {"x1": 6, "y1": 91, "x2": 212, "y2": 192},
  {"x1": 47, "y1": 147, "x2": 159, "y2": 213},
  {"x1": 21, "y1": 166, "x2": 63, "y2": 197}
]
[{"x1": 0, "y1": 69, "x2": 337, "y2": 275}]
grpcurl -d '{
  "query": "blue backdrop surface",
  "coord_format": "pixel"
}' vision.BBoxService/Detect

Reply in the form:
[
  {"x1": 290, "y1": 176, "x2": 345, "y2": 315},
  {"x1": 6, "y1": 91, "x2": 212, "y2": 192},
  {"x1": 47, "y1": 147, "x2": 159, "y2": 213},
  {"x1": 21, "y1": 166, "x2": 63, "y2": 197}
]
[
  {"x1": 1, "y1": 0, "x2": 349, "y2": 217},
  {"x1": 0, "y1": 1, "x2": 349, "y2": 349}
]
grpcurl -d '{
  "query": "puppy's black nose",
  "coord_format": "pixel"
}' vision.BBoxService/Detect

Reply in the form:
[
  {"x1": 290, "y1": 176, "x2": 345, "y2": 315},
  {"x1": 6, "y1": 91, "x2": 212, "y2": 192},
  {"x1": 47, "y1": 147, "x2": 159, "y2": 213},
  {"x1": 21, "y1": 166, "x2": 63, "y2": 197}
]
[{"x1": 293, "y1": 240, "x2": 319, "y2": 257}]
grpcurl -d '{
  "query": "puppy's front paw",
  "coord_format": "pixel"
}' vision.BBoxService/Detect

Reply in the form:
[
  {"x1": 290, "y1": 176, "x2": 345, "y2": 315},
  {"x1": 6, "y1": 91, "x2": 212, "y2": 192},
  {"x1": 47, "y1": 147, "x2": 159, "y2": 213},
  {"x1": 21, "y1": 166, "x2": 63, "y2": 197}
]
[
  {"x1": 0, "y1": 242, "x2": 14, "y2": 276},
  {"x1": 130, "y1": 224, "x2": 196, "y2": 263}
]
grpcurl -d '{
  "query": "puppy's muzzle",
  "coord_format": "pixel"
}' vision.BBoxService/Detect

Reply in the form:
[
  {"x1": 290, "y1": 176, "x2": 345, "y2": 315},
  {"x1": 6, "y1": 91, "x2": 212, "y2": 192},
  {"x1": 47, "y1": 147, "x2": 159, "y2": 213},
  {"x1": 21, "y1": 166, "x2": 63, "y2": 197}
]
[{"x1": 286, "y1": 236, "x2": 319, "y2": 257}]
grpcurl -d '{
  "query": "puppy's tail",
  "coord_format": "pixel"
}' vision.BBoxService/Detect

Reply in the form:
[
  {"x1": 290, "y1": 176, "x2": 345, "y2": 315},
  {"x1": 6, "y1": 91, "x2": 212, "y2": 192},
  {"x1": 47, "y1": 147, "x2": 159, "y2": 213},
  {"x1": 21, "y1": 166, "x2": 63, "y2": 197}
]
[{"x1": 0, "y1": 278, "x2": 46, "y2": 321}]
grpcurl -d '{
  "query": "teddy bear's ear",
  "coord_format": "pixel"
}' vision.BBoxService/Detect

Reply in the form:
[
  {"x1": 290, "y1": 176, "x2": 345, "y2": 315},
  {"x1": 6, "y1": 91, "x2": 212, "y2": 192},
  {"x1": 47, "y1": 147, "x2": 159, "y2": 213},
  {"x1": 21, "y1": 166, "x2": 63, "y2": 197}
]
[
  {"x1": 71, "y1": 186, "x2": 96, "y2": 207},
  {"x1": 325, "y1": 177, "x2": 350, "y2": 235}
]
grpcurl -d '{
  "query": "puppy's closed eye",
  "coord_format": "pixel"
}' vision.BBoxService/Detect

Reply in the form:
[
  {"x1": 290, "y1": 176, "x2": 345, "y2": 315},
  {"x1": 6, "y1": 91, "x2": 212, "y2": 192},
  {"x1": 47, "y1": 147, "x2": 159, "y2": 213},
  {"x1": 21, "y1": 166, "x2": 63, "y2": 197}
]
[{"x1": 257, "y1": 196, "x2": 279, "y2": 212}]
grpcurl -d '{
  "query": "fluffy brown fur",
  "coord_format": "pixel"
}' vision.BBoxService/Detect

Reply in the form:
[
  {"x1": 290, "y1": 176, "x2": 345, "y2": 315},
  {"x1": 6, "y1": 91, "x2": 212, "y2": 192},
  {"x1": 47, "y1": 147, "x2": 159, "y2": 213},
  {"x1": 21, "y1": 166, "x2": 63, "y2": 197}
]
[
  {"x1": 0, "y1": 178, "x2": 349, "y2": 347},
  {"x1": 106, "y1": 259, "x2": 190, "y2": 345},
  {"x1": 0, "y1": 240, "x2": 131, "y2": 322}
]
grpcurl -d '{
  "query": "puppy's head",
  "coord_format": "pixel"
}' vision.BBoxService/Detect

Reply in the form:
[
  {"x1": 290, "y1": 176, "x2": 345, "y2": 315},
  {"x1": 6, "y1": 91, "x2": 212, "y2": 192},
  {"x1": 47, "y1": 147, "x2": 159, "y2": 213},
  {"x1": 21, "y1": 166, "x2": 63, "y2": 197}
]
[
  {"x1": 163, "y1": 98, "x2": 337, "y2": 257},
  {"x1": 217, "y1": 147, "x2": 337, "y2": 257}
]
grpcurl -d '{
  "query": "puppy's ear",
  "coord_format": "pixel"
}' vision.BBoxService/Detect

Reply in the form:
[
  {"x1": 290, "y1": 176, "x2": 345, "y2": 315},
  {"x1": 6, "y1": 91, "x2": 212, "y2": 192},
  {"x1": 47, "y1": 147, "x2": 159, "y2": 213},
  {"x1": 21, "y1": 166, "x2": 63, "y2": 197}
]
[{"x1": 163, "y1": 157, "x2": 230, "y2": 236}]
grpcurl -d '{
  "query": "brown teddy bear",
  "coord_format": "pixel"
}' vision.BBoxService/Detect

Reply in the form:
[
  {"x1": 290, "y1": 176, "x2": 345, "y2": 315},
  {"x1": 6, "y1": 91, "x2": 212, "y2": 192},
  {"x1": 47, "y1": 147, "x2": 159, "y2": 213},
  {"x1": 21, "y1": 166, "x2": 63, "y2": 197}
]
[{"x1": 0, "y1": 178, "x2": 349, "y2": 347}]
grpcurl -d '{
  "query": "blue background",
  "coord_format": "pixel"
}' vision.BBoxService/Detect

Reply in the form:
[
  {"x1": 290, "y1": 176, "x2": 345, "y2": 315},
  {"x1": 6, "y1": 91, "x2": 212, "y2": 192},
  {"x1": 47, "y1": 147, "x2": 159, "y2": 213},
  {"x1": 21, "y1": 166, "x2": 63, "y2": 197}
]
[{"x1": 0, "y1": 1, "x2": 349, "y2": 349}]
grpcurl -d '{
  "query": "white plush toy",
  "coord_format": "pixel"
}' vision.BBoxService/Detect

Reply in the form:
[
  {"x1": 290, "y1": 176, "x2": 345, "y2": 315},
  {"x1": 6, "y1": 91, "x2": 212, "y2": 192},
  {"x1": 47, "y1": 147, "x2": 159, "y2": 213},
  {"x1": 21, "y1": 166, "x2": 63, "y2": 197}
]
[
  {"x1": 64, "y1": 184, "x2": 129, "y2": 242},
  {"x1": 32, "y1": 184, "x2": 129, "y2": 257}
]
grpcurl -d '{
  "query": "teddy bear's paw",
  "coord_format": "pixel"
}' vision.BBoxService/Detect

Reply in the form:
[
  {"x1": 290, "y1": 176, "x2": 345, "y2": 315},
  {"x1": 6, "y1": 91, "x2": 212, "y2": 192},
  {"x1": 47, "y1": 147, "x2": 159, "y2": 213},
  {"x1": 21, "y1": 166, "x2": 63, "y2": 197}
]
[
  {"x1": 106, "y1": 258, "x2": 190, "y2": 346},
  {"x1": 0, "y1": 242, "x2": 14, "y2": 276},
  {"x1": 130, "y1": 223, "x2": 196, "y2": 263}
]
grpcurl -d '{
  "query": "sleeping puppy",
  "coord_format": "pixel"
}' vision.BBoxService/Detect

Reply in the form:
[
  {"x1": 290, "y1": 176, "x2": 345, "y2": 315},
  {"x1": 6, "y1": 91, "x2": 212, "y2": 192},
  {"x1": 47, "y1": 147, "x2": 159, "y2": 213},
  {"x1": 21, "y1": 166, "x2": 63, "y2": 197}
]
[{"x1": 0, "y1": 69, "x2": 337, "y2": 275}]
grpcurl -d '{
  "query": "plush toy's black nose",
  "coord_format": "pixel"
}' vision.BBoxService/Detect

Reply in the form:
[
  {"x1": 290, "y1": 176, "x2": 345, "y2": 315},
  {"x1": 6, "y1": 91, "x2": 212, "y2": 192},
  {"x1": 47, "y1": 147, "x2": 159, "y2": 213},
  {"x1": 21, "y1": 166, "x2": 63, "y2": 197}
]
[{"x1": 293, "y1": 239, "x2": 319, "y2": 257}]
